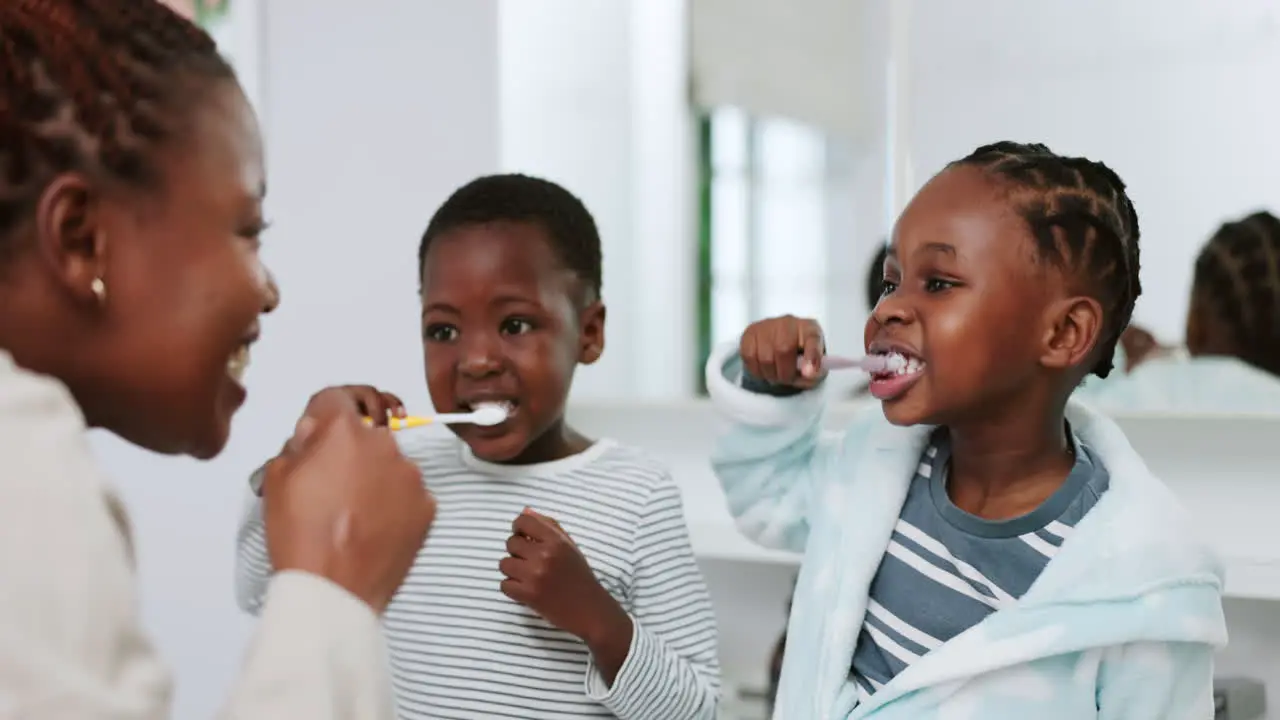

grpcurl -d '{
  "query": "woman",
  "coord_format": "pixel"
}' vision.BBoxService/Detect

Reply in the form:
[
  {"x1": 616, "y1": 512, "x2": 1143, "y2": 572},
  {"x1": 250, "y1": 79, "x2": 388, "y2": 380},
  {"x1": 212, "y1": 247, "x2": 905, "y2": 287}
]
[{"x1": 0, "y1": 2, "x2": 434, "y2": 717}]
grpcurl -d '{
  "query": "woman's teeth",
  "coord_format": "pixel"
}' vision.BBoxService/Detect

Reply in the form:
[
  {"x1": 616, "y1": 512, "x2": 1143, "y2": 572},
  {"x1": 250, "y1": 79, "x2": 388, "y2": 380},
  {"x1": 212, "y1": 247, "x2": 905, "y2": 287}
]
[{"x1": 227, "y1": 345, "x2": 250, "y2": 383}]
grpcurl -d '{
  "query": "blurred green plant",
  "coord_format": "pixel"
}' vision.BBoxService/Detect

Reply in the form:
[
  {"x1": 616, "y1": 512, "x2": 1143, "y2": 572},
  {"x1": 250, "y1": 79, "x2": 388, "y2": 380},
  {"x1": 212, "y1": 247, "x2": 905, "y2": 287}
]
[
  {"x1": 695, "y1": 114, "x2": 713, "y2": 395},
  {"x1": 195, "y1": 0, "x2": 230, "y2": 28}
]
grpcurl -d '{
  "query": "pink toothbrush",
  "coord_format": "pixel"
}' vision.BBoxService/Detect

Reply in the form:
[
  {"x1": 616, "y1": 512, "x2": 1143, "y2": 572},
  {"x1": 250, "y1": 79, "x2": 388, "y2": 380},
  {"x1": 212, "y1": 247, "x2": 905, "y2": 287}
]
[{"x1": 798, "y1": 354, "x2": 905, "y2": 373}]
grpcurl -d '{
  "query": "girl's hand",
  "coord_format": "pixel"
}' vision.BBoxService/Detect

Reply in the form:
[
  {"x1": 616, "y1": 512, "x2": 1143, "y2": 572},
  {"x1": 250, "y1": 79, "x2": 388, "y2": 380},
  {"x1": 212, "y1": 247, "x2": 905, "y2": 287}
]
[{"x1": 740, "y1": 315, "x2": 827, "y2": 388}]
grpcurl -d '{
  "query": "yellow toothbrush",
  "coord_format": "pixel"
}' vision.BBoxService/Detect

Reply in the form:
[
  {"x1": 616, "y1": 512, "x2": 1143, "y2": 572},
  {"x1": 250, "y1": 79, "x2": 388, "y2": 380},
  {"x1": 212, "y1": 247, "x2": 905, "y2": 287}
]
[
  {"x1": 386, "y1": 416, "x2": 433, "y2": 431},
  {"x1": 364, "y1": 404, "x2": 508, "y2": 431}
]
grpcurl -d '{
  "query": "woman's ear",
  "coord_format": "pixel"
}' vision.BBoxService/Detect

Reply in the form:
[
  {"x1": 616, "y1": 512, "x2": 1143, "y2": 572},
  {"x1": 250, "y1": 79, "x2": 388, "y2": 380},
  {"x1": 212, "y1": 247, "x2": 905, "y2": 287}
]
[{"x1": 33, "y1": 172, "x2": 109, "y2": 307}]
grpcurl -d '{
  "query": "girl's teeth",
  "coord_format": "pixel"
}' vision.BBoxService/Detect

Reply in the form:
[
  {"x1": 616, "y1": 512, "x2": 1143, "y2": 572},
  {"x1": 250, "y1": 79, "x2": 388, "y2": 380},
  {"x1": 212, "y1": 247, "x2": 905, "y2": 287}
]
[{"x1": 887, "y1": 352, "x2": 924, "y2": 375}]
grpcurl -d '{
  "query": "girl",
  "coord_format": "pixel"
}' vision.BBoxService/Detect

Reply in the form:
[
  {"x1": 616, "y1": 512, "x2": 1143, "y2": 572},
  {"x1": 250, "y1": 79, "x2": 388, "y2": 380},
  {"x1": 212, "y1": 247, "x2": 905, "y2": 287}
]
[{"x1": 709, "y1": 142, "x2": 1225, "y2": 719}]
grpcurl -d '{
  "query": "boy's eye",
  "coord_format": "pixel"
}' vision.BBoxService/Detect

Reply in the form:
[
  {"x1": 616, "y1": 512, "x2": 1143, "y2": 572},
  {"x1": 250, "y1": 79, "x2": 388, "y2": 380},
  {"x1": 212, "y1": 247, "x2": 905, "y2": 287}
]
[
  {"x1": 881, "y1": 280, "x2": 898, "y2": 296},
  {"x1": 925, "y1": 278, "x2": 955, "y2": 293},
  {"x1": 501, "y1": 318, "x2": 533, "y2": 336},
  {"x1": 425, "y1": 323, "x2": 458, "y2": 342}
]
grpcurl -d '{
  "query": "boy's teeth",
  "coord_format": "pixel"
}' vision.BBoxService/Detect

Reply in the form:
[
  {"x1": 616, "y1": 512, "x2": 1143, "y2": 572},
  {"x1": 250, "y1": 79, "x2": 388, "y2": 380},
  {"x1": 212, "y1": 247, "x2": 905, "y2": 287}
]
[
  {"x1": 474, "y1": 400, "x2": 515, "y2": 412},
  {"x1": 227, "y1": 346, "x2": 250, "y2": 383}
]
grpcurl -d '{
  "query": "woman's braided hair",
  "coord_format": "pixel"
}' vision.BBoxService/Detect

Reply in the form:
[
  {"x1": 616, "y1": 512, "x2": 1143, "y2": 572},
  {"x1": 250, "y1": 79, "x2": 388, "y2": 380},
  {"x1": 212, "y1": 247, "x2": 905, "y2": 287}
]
[{"x1": 0, "y1": 0, "x2": 233, "y2": 260}]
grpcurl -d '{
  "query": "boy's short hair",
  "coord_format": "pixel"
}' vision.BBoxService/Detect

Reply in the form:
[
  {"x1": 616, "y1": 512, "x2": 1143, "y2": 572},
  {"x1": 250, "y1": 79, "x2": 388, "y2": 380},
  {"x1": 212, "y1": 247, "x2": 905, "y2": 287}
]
[
  {"x1": 866, "y1": 242, "x2": 889, "y2": 311},
  {"x1": 418, "y1": 174, "x2": 603, "y2": 301},
  {"x1": 951, "y1": 142, "x2": 1142, "y2": 379},
  {"x1": 1192, "y1": 210, "x2": 1280, "y2": 376}
]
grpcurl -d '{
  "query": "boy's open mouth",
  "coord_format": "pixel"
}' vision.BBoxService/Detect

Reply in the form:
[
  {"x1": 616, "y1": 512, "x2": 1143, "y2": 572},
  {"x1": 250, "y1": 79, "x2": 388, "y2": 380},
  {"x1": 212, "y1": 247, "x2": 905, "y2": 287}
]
[
  {"x1": 458, "y1": 399, "x2": 519, "y2": 427},
  {"x1": 868, "y1": 349, "x2": 926, "y2": 401}
]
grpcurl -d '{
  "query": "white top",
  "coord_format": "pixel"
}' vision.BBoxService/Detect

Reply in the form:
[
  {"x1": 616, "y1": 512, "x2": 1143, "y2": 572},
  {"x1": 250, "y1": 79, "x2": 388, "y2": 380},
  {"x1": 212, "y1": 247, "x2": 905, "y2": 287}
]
[
  {"x1": 0, "y1": 350, "x2": 397, "y2": 719},
  {"x1": 236, "y1": 434, "x2": 721, "y2": 719}
]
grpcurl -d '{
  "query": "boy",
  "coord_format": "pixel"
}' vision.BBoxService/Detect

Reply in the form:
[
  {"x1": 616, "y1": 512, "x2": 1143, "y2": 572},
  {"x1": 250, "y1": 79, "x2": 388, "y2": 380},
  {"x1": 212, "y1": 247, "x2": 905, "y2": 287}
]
[
  {"x1": 708, "y1": 143, "x2": 1225, "y2": 719},
  {"x1": 236, "y1": 175, "x2": 720, "y2": 719}
]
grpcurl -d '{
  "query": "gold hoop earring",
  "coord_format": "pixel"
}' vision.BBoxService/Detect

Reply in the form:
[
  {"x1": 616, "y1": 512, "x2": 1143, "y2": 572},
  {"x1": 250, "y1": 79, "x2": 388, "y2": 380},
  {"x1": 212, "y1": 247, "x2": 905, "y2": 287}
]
[{"x1": 90, "y1": 277, "x2": 106, "y2": 305}]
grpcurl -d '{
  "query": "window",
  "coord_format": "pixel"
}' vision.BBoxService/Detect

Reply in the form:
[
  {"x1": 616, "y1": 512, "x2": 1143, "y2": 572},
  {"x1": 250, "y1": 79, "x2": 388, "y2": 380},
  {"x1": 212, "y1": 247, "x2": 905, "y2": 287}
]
[{"x1": 696, "y1": 107, "x2": 840, "y2": 392}]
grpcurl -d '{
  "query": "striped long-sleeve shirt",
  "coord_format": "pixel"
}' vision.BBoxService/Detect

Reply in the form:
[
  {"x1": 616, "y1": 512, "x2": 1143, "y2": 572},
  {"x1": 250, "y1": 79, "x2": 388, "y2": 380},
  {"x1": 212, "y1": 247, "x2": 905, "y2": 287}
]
[{"x1": 235, "y1": 435, "x2": 720, "y2": 719}]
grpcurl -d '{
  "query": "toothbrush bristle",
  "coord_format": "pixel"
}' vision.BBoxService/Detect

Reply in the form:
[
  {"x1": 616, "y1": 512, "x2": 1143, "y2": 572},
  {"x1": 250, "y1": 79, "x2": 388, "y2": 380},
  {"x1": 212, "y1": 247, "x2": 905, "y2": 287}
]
[
  {"x1": 861, "y1": 354, "x2": 906, "y2": 373},
  {"x1": 470, "y1": 403, "x2": 508, "y2": 426}
]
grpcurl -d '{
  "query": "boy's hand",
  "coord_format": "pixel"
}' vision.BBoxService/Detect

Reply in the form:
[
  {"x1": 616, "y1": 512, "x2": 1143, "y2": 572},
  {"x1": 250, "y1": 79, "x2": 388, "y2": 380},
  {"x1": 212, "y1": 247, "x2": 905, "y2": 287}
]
[
  {"x1": 305, "y1": 385, "x2": 407, "y2": 426},
  {"x1": 740, "y1": 315, "x2": 827, "y2": 388},
  {"x1": 500, "y1": 509, "x2": 634, "y2": 681}
]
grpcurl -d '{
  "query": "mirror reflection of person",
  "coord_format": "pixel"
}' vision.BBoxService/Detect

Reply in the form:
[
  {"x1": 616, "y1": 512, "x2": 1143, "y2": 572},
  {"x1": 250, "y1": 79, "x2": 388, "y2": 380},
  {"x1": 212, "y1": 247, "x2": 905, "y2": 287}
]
[
  {"x1": 1077, "y1": 210, "x2": 1280, "y2": 412},
  {"x1": 0, "y1": 2, "x2": 434, "y2": 717}
]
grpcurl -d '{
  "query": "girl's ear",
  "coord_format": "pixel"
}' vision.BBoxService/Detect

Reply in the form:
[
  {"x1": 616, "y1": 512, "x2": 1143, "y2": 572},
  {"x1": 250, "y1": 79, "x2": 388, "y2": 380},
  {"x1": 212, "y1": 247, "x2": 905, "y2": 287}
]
[{"x1": 1040, "y1": 295, "x2": 1104, "y2": 372}]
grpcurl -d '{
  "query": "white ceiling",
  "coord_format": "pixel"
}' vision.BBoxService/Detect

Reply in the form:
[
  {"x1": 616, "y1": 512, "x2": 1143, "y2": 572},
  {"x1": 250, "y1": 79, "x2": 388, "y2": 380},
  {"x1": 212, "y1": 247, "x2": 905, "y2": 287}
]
[{"x1": 914, "y1": 0, "x2": 1280, "y2": 70}]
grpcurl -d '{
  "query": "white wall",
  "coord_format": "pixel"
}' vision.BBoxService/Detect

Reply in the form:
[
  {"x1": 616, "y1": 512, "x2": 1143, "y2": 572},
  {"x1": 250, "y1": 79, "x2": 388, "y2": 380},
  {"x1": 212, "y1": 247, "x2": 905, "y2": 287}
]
[
  {"x1": 93, "y1": 2, "x2": 501, "y2": 716},
  {"x1": 498, "y1": 0, "x2": 696, "y2": 400},
  {"x1": 498, "y1": 0, "x2": 636, "y2": 400},
  {"x1": 905, "y1": 0, "x2": 1280, "y2": 342}
]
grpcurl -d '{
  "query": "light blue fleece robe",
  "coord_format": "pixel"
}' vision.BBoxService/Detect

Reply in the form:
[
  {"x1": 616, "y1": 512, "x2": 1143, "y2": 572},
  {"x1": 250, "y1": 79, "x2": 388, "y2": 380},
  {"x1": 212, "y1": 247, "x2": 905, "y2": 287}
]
[{"x1": 705, "y1": 343, "x2": 1227, "y2": 720}]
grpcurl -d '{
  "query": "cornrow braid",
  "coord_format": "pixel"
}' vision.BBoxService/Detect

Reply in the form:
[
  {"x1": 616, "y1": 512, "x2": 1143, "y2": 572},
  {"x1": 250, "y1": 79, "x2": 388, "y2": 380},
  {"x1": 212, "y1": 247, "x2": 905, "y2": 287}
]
[
  {"x1": 952, "y1": 141, "x2": 1142, "y2": 378},
  {"x1": 0, "y1": 0, "x2": 233, "y2": 259},
  {"x1": 1193, "y1": 211, "x2": 1280, "y2": 377}
]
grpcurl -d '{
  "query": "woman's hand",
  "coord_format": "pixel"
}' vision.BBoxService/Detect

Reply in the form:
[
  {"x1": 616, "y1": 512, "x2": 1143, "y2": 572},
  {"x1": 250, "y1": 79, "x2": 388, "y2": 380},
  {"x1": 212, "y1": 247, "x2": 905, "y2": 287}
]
[
  {"x1": 262, "y1": 390, "x2": 433, "y2": 613},
  {"x1": 305, "y1": 385, "x2": 407, "y2": 426}
]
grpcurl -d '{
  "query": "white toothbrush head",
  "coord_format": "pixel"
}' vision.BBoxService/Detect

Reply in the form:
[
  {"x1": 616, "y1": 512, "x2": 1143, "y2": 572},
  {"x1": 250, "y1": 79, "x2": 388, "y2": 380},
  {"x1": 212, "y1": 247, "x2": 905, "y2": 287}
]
[
  {"x1": 468, "y1": 403, "x2": 509, "y2": 426},
  {"x1": 883, "y1": 354, "x2": 907, "y2": 372}
]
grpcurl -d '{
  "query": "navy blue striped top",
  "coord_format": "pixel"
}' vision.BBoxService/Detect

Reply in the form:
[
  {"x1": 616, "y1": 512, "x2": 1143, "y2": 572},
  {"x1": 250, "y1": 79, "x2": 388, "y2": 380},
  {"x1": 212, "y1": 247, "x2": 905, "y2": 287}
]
[{"x1": 850, "y1": 427, "x2": 1109, "y2": 700}]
